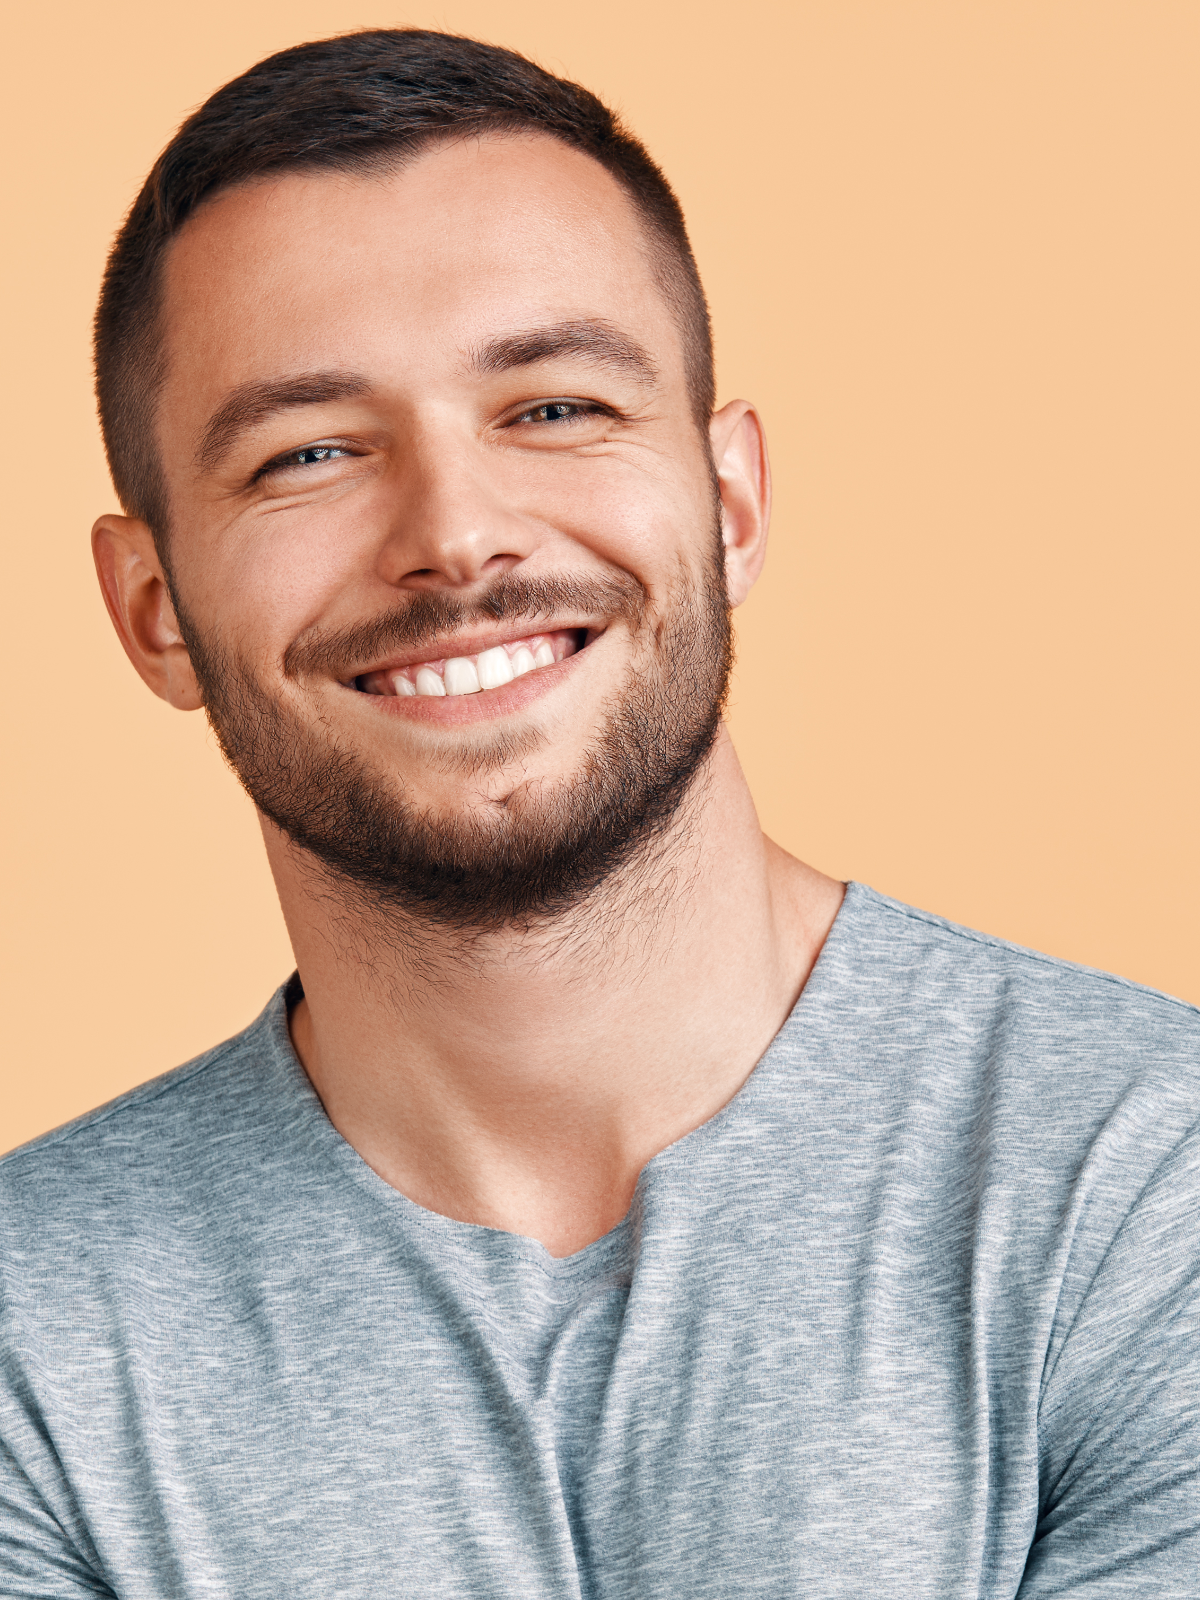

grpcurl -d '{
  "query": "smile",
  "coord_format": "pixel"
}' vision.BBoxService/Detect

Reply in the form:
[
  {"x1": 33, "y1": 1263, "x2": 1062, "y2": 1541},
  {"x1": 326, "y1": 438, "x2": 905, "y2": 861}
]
[{"x1": 356, "y1": 629, "x2": 585, "y2": 699}]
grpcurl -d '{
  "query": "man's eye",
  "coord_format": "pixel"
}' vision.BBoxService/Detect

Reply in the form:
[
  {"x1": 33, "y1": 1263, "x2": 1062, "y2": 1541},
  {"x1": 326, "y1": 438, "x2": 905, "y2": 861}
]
[
  {"x1": 513, "y1": 402, "x2": 597, "y2": 425},
  {"x1": 260, "y1": 443, "x2": 350, "y2": 476}
]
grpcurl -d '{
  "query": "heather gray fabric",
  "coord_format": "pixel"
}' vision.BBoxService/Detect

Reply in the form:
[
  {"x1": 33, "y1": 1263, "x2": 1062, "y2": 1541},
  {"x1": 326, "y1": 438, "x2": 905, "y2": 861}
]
[{"x1": 2, "y1": 882, "x2": 1199, "y2": 1598}]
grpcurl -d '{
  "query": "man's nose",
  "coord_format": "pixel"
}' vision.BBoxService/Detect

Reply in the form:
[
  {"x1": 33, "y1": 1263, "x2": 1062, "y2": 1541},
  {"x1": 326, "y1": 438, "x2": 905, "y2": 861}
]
[{"x1": 374, "y1": 425, "x2": 536, "y2": 591}]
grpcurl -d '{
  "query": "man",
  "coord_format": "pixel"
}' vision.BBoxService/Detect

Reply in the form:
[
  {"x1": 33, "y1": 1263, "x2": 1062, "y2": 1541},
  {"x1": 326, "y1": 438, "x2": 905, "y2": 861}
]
[{"x1": 1, "y1": 26, "x2": 1197, "y2": 1597}]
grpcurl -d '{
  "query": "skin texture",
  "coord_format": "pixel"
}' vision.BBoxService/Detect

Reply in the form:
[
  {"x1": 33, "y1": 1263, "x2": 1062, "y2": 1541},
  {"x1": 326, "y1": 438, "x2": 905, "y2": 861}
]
[{"x1": 94, "y1": 132, "x2": 844, "y2": 1257}]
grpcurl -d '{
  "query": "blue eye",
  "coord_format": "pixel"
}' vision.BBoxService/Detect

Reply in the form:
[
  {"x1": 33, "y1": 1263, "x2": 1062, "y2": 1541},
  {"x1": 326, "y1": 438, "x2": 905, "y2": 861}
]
[
  {"x1": 288, "y1": 445, "x2": 346, "y2": 466},
  {"x1": 517, "y1": 402, "x2": 594, "y2": 424},
  {"x1": 259, "y1": 443, "x2": 350, "y2": 478}
]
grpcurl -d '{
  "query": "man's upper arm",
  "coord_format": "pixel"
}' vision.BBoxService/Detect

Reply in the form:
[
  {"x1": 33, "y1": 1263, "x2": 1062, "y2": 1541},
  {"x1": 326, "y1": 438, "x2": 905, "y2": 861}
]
[
  {"x1": 1018, "y1": 1121, "x2": 1200, "y2": 1595},
  {"x1": 1, "y1": 1179, "x2": 116, "y2": 1599},
  {"x1": 0, "y1": 1436, "x2": 114, "y2": 1599}
]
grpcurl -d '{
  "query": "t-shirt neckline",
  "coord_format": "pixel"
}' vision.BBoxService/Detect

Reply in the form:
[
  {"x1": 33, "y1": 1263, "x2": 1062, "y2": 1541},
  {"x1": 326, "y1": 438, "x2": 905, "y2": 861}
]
[{"x1": 261, "y1": 881, "x2": 868, "y2": 1271}]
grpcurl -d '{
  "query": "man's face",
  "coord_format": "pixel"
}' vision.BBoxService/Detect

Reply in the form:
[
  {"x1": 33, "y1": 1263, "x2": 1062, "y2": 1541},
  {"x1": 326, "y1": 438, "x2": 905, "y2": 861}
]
[{"x1": 150, "y1": 134, "x2": 741, "y2": 926}]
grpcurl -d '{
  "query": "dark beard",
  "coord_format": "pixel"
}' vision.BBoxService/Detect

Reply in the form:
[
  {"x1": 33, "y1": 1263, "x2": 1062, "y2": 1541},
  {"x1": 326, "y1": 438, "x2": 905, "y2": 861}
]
[{"x1": 173, "y1": 529, "x2": 733, "y2": 932}]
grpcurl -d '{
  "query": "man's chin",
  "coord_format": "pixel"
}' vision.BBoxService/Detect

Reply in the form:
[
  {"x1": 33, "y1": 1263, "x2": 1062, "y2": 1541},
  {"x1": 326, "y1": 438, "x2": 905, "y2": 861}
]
[
  {"x1": 181, "y1": 538, "x2": 733, "y2": 932},
  {"x1": 246, "y1": 693, "x2": 719, "y2": 931}
]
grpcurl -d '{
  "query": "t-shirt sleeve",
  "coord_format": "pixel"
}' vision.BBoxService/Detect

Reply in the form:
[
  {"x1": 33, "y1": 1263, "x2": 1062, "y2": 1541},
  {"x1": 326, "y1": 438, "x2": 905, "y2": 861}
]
[
  {"x1": 0, "y1": 1438, "x2": 114, "y2": 1598},
  {"x1": 0, "y1": 1216, "x2": 116, "y2": 1600},
  {"x1": 1017, "y1": 1121, "x2": 1200, "y2": 1595}
]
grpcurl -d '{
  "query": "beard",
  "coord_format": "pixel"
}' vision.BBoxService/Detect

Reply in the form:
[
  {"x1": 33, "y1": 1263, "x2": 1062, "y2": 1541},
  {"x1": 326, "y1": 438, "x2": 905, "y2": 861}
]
[{"x1": 172, "y1": 519, "x2": 733, "y2": 933}]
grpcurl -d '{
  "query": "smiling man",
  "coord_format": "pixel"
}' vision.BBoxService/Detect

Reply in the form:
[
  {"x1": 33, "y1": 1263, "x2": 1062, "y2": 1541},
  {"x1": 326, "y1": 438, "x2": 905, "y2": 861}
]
[{"x1": 2, "y1": 28, "x2": 1199, "y2": 1600}]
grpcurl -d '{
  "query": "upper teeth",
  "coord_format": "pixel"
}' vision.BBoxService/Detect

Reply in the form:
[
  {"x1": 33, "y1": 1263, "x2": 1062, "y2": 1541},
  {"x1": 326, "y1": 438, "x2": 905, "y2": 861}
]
[{"x1": 372, "y1": 633, "x2": 568, "y2": 699}]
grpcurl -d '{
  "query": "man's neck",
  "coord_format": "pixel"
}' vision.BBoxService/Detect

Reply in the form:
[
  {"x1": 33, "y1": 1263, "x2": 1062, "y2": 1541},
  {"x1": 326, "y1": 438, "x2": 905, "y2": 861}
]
[{"x1": 264, "y1": 728, "x2": 844, "y2": 1257}]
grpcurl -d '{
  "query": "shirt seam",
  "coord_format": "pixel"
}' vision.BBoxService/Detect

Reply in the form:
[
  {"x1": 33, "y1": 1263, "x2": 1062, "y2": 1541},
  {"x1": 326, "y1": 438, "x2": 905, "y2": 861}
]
[
  {"x1": 868, "y1": 892, "x2": 1200, "y2": 1017},
  {"x1": 0, "y1": 1038, "x2": 255, "y2": 1168},
  {"x1": 1036, "y1": 1104, "x2": 1200, "y2": 1427}
]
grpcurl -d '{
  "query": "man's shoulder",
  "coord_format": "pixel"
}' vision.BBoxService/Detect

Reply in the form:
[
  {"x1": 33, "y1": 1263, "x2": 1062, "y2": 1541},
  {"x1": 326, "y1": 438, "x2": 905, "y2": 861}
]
[
  {"x1": 774, "y1": 886, "x2": 1200, "y2": 1250},
  {"x1": 827, "y1": 883, "x2": 1200, "y2": 1089},
  {"x1": 0, "y1": 987, "x2": 294, "y2": 1250}
]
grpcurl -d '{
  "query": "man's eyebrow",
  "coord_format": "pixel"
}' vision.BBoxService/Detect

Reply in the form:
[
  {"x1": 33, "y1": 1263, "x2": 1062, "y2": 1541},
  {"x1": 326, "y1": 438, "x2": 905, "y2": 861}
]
[
  {"x1": 469, "y1": 320, "x2": 659, "y2": 388},
  {"x1": 192, "y1": 325, "x2": 654, "y2": 474},
  {"x1": 195, "y1": 372, "x2": 372, "y2": 474}
]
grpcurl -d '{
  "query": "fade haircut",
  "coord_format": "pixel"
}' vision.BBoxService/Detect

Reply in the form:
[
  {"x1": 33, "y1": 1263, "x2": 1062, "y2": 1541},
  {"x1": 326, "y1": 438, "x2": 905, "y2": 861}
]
[{"x1": 93, "y1": 28, "x2": 715, "y2": 553}]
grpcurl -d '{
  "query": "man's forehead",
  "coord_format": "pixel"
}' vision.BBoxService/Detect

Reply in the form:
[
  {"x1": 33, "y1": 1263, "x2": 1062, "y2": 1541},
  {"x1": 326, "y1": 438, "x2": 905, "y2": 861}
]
[{"x1": 162, "y1": 134, "x2": 663, "y2": 341}]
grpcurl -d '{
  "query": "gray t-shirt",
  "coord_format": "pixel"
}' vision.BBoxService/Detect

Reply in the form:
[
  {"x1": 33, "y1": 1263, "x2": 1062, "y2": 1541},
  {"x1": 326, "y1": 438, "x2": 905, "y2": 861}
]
[{"x1": 3, "y1": 883, "x2": 1199, "y2": 1598}]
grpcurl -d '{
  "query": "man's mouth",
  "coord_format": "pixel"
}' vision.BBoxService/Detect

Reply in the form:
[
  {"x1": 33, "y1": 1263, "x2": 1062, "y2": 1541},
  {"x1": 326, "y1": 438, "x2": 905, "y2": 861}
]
[{"x1": 355, "y1": 629, "x2": 585, "y2": 699}]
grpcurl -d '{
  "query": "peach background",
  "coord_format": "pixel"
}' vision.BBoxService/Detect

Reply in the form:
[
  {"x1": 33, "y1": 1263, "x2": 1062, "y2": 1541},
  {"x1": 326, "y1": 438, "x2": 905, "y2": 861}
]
[{"x1": 3, "y1": 1, "x2": 1197, "y2": 1152}]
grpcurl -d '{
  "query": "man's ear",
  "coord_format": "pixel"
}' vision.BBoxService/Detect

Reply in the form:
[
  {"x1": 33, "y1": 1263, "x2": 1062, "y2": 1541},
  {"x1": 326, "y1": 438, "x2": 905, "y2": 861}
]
[
  {"x1": 708, "y1": 400, "x2": 771, "y2": 607},
  {"x1": 91, "y1": 515, "x2": 203, "y2": 710}
]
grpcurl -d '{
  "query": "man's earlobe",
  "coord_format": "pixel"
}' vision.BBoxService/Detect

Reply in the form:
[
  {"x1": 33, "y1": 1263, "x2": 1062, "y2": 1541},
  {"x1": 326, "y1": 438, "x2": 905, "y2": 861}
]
[
  {"x1": 91, "y1": 515, "x2": 204, "y2": 710},
  {"x1": 708, "y1": 401, "x2": 772, "y2": 607}
]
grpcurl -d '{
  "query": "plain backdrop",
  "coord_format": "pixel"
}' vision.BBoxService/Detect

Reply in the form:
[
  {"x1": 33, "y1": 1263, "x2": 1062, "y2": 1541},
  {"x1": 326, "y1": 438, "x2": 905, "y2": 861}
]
[{"x1": 3, "y1": 0, "x2": 1197, "y2": 1151}]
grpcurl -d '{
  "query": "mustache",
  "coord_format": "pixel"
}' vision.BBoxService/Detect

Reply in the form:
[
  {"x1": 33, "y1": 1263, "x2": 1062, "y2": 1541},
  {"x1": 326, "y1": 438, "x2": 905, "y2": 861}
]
[{"x1": 282, "y1": 570, "x2": 647, "y2": 681}]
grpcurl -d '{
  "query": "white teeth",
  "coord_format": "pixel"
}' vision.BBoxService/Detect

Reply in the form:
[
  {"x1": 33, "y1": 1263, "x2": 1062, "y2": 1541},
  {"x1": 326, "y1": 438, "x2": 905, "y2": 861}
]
[
  {"x1": 443, "y1": 656, "x2": 482, "y2": 696},
  {"x1": 476, "y1": 645, "x2": 515, "y2": 690},
  {"x1": 382, "y1": 633, "x2": 573, "y2": 702}
]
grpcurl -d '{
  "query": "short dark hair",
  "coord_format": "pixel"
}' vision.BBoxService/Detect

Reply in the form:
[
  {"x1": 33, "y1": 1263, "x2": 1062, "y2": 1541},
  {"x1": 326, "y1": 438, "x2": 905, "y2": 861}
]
[{"x1": 94, "y1": 28, "x2": 715, "y2": 550}]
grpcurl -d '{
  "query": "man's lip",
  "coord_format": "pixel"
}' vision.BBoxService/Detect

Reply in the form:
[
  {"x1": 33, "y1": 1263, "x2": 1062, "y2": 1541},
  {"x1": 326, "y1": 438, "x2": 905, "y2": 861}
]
[
  {"x1": 357, "y1": 644, "x2": 586, "y2": 727},
  {"x1": 342, "y1": 621, "x2": 602, "y2": 683}
]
